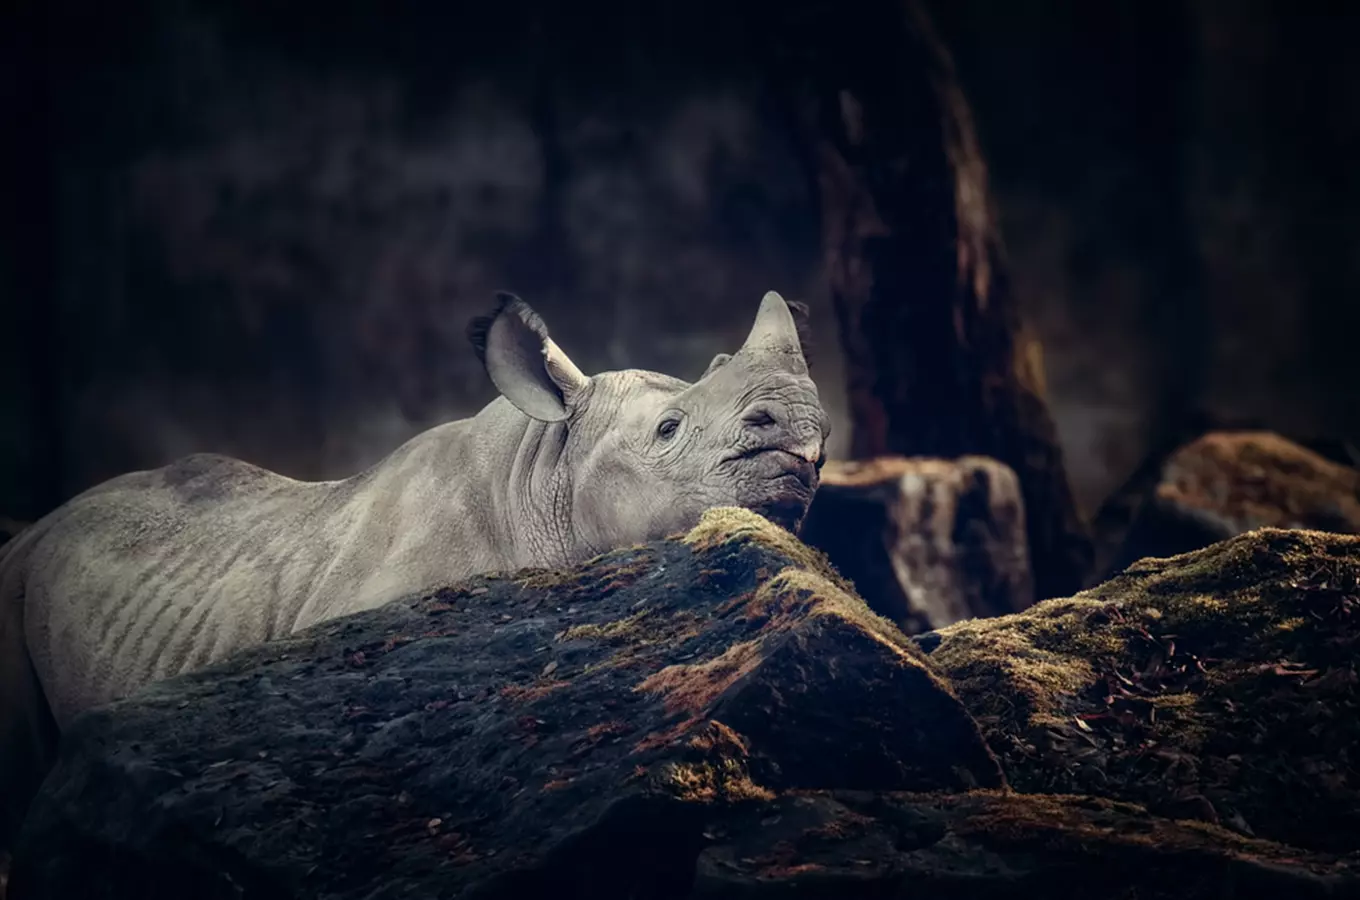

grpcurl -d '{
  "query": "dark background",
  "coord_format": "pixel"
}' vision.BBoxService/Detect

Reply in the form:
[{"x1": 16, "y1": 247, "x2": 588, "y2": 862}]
[{"x1": 2, "y1": 0, "x2": 1357, "y2": 524}]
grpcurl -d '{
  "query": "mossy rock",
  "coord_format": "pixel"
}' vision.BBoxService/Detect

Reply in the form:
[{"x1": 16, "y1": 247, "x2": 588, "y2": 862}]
[
  {"x1": 924, "y1": 526, "x2": 1360, "y2": 854},
  {"x1": 14, "y1": 511, "x2": 1360, "y2": 897},
  {"x1": 1157, "y1": 432, "x2": 1360, "y2": 535},
  {"x1": 9, "y1": 508, "x2": 1001, "y2": 899},
  {"x1": 1099, "y1": 431, "x2": 1360, "y2": 577}
]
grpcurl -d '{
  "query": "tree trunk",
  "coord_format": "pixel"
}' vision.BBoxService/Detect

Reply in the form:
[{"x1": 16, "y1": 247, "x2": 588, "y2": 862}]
[{"x1": 766, "y1": 0, "x2": 1093, "y2": 600}]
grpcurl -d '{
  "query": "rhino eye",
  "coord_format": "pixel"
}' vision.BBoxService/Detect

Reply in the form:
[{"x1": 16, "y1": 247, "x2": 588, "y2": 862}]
[{"x1": 657, "y1": 418, "x2": 681, "y2": 441}]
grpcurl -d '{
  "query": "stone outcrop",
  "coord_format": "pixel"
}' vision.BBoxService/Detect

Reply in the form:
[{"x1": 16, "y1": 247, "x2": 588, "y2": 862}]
[
  {"x1": 800, "y1": 456, "x2": 1034, "y2": 633},
  {"x1": 9, "y1": 510, "x2": 1360, "y2": 898},
  {"x1": 8, "y1": 509, "x2": 1001, "y2": 899},
  {"x1": 1157, "y1": 432, "x2": 1360, "y2": 534},
  {"x1": 1100, "y1": 431, "x2": 1360, "y2": 576},
  {"x1": 920, "y1": 526, "x2": 1360, "y2": 853}
]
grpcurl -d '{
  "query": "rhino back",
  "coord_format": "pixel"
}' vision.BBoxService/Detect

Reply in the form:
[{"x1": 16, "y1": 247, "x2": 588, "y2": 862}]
[
  {"x1": 18, "y1": 453, "x2": 345, "y2": 726},
  {"x1": 15, "y1": 402, "x2": 542, "y2": 727}
]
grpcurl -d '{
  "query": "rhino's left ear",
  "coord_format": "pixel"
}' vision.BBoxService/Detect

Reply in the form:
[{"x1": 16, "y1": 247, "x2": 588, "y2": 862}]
[{"x1": 468, "y1": 292, "x2": 589, "y2": 422}]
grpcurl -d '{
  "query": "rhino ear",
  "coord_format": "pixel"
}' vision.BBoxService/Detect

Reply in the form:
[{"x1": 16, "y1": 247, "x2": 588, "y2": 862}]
[
  {"x1": 700, "y1": 352, "x2": 732, "y2": 380},
  {"x1": 468, "y1": 292, "x2": 589, "y2": 422}
]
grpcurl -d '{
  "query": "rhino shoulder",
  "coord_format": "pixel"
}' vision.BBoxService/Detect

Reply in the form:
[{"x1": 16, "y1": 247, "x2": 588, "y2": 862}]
[{"x1": 154, "y1": 452, "x2": 288, "y2": 503}]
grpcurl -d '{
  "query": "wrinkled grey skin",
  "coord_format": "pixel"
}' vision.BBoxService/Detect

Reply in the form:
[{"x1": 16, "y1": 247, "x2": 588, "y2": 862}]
[{"x1": 0, "y1": 290, "x2": 828, "y2": 850}]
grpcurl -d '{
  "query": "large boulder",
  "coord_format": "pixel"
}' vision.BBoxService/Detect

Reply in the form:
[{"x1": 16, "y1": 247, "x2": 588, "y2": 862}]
[
  {"x1": 920, "y1": 526, "x2": 1360, "y2": 853},
  {"x1": 800, "y1": 456, "x2": 1033, "y2": 633},
  {"x1": 9, "y1": 508, "x2": 1002, "y2": 899},
  {"x1": 1099, "y1": 431, "x2": 1360, "y2": 577},
  {"x1": 10, "y1": 511, "x2": 1360, "y2": 898}
]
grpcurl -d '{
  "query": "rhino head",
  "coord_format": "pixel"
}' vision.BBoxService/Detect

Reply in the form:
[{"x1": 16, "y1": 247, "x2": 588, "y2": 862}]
[{"x1": 470, "y1": 291, "x2": 830, "y2": 554}]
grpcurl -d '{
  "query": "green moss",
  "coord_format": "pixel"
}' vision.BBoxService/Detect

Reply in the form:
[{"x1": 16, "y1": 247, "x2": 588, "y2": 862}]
[
  {"x1": 934, "y1": 529, "x2": 1358, "y2": 722},
  {"x1": 1148, "y1": 691, "x2": 1198, "y2": 710},
  {"x1": 559, "y1": 611, "x2": 652, "y2": 644},
  {"x1": 654, "y1": 758, "x2": 775, "y2": 803},
  {"x1": 563, "y1": 608, "x2": 710, "y2": 682},
  {"x1": 499, "y1": 680, "x2": 570, "y2": 703},
  {"x1": 515, "y1": 548, "x2": 655, "y2": 597},
  {"x1": 929, "y1": 596, "x2": 1123, "y2": 725},
  {"x1": 682, "y1": 509, "x2": 919, "y2": 664},
  {"x1": 634, "y1": 640, "x2": 765, "y2": 718},
  {"x1": 681, "y1": 507, "x2": 857, "y2": 595},
  {"x1": 647, "y1": 720, "x2": 775, "y2": 803},
  {"x1": 741, "y1": 567, "x2": 922, "y2": 661}
]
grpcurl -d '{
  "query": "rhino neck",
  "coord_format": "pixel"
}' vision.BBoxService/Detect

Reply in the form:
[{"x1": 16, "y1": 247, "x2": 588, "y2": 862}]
[
  {"x1": 498, "y1": 408, "x2": 580, "y2": 571},
  {"x1": 297, "y1": 399, "x2": 582, "y2": 627}
]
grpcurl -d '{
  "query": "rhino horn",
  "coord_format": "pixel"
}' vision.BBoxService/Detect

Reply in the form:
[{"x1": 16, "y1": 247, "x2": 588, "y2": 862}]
[{"x1": 735, "y1": 291, "x2": 809, "y2": 375}]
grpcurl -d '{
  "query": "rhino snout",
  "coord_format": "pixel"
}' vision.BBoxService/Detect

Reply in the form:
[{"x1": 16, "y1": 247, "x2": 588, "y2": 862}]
[{"x1": 739, "y1": 405, "x2": 825, "y2": 465}]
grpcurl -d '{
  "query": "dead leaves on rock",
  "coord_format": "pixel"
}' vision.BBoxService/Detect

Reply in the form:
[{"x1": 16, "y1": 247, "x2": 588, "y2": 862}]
[
  {"x1": 1290, "y1": 562, "x2": 1360, "y2": 625},
  {"x1": 1013, "y1": 611, "x2": 1211, "y2": 795},
  {"x1": 940, "y1": 530, "x2": 1360, "y2": 852}
]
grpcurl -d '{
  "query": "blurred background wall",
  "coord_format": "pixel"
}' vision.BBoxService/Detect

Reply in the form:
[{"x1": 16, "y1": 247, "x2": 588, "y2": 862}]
[{"x1": 2, "y1": 0, "x2": 1357, "y2": 522}]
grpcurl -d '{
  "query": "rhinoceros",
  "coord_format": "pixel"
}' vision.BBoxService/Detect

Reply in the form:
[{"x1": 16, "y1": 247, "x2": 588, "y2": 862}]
[{"x1": 0, "y1": 289, "x2": 829, "y2": 850}]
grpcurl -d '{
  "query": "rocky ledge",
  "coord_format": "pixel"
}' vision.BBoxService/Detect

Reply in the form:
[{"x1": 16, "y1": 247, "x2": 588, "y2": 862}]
[
  {"x1": 1099, "y1": 430, "x2": 1360, "y2": 577},
  {"x1": 9, "y1": 509, "x2": 1360, "y2": 898}
]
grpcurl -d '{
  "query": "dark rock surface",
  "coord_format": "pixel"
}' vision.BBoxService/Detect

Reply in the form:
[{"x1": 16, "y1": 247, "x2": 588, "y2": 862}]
[
  {"x1": 693, "y1": 790, "x2": 1356, "y2": 899},
  {"x1": 800, "y1": 456, "x2": 1033, "y2": 633},
  {"x1": 11, "y1": 511, "x2": 1360, "y2": 898},
  {"x1": 1100, "y1": 431, "x2": 1360, "y2": 577},
  {"x1": 9, "y1": 508, "x2": 1001, "y2": 899}
]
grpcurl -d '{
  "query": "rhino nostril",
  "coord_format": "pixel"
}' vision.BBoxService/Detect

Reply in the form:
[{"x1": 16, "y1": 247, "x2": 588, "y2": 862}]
[{"x1": 743, "y1": 409, "x2": 777, "y2": 428}]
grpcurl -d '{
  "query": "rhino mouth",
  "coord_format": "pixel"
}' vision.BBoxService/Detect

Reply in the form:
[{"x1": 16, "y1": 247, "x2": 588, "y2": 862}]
[{"x1": 729, "y1": 447, "x2": 822, "y2": 531}]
